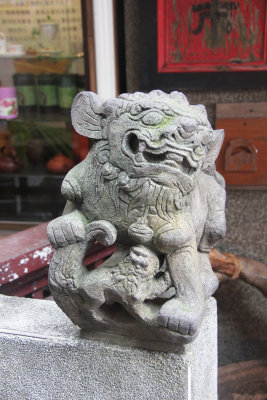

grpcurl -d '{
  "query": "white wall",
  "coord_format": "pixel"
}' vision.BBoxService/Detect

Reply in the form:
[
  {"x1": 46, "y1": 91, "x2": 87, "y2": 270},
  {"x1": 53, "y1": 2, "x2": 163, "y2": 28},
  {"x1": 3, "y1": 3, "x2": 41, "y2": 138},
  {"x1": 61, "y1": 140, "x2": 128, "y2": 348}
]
[{"x1": 93, "y1": 0, "x2": 117, "y2": 98}]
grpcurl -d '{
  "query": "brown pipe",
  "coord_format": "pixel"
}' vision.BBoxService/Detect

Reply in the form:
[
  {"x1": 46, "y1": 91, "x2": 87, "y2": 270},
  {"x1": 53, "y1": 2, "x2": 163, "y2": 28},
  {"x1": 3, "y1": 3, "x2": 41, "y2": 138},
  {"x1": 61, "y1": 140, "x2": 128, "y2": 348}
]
[{"x1": 210, "y1": 248, "x2": 267, "y2": 298}]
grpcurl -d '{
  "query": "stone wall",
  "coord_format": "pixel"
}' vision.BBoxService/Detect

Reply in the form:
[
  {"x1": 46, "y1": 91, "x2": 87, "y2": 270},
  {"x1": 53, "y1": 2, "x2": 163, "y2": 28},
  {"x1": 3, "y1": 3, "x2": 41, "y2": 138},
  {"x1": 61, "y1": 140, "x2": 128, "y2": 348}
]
[{"x1": 123, "y1": 0, "x2": 267, "y2": 366}]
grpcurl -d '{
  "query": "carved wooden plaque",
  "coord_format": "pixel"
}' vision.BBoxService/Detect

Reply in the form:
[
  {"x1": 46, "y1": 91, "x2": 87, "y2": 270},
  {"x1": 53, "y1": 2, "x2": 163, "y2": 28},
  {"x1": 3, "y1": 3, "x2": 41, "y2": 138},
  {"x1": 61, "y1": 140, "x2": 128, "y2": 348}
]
[
  {"x1": 157, "y1": 0, "x2": 267, "y2": 73},
  {"x1": 216, "y1": 102, "x2": 267, "y2": 188}
]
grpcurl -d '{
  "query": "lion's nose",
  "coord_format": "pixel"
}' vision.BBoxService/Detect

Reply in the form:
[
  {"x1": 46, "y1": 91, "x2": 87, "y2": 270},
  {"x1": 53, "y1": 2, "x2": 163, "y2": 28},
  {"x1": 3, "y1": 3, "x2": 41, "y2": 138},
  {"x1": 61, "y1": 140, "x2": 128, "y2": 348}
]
[{"x1": 159, "y1": 127, "x2": 179, "y2": 142}]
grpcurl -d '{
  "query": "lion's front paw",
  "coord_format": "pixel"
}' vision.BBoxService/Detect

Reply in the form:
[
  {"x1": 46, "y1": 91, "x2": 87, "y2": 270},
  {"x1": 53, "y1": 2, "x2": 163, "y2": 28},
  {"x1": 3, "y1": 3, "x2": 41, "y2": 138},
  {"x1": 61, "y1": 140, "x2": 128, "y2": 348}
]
[
  {"x1": 47, "y1": 214, "x2": 86, "y2": 248},
  {"x1": 158, "y1": 298, "x2": 204, "y2": 336}
]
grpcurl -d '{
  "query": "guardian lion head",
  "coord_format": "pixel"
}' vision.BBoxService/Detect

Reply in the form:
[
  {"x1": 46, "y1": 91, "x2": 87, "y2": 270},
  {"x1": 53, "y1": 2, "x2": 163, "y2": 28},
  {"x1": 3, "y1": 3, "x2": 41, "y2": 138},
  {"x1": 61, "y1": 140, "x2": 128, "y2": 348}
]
[{"x1": 71, "y1": 90, "x2": 224, "y2": 194}]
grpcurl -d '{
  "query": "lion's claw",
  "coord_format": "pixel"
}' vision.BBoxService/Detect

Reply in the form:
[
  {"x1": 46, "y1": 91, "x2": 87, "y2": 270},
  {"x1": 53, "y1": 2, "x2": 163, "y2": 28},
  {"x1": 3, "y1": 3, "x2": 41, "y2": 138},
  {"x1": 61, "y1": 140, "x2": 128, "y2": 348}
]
[
  {"x1": 47, "y1": 215, "x2": 86, "y2": 248},
  {"x1": 158, "y1": 298, "x2": 204, "y2": 336}
]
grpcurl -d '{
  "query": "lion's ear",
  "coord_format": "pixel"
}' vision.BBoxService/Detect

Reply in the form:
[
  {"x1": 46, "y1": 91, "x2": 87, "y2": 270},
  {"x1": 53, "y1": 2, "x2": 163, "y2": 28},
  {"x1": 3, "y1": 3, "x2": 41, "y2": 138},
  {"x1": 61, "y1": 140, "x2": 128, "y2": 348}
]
[
  {"x1": 71, "y1": 91, "x2": 104, "y2": 139},
  {"x1": 203, "y1": 129, "x2": 224, "y2": 171}
]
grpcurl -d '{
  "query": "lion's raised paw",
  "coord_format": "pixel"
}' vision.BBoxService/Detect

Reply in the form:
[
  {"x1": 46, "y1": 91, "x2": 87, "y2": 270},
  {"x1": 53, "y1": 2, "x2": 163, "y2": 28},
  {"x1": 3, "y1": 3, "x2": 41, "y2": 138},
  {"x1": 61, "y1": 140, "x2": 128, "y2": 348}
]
[{"x1": 47, "y1": 215, "x2": 86, "y2": 248}]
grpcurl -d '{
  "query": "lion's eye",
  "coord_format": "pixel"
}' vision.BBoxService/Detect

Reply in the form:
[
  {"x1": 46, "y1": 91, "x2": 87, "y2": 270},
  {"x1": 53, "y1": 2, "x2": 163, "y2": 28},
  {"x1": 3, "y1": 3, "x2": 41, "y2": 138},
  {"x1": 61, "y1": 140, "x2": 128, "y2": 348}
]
[
  {"x1": 179, "y1": 117, "x2": 197, "y2": 138},
  {"x1": 141, "y1": 111, "x2": 165, "y2": 126}
]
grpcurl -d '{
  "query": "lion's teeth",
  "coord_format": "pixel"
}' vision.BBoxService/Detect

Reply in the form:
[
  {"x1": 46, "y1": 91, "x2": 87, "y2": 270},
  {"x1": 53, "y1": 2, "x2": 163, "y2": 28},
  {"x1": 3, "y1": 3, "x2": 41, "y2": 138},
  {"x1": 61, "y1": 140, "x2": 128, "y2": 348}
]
[
  {"x1": 135, "y1": 153, "x2": 144, "y2": 162},
  {"x1": 164, "y1": 160, "x2": 180, "y2": 168},
  {"x1": 139, "y1": 141, "x2": 146, "y2": 152},
  {"x1": 165, "y1": 153, "x2": 184, "y2": 163}
]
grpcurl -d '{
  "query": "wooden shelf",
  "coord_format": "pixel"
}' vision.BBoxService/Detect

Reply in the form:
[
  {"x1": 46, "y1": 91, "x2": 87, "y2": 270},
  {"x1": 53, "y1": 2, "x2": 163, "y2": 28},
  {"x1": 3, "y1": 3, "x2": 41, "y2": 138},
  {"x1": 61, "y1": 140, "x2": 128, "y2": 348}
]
[
  {"x1": 0, "y1": 53, "x2": 84, "y2": 60},
  {"x1": 0, "y1": 166, "x2": 64, "y2": 179},
  {"x1": 12, "y1": 111, "x2": 71, "y2": 123}
]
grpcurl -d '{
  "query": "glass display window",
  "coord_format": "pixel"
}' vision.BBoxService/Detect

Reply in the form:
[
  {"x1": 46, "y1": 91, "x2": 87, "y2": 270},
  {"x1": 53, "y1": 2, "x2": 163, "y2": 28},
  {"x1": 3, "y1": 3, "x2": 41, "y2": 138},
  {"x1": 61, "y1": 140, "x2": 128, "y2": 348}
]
[{"x1": 0, "y1": 0, "x2": 88, "y2": 226}]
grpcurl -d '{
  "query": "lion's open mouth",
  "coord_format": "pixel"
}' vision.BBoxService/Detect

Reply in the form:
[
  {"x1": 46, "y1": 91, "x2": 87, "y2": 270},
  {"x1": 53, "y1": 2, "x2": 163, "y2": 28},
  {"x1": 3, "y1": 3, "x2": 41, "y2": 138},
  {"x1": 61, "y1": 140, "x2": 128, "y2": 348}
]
[
  {"x1": 126, "y1": 132, "x2": 197, "y2": 175},
  {"x1": 143, "y1": 151, "x2": 194, "y2": 174}
]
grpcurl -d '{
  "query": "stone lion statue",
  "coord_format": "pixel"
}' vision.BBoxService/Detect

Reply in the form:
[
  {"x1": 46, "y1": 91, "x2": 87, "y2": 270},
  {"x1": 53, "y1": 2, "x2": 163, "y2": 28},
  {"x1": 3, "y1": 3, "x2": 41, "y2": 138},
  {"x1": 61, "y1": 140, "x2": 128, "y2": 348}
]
[{"x1": 47, "y1": 90, "x2": 226, "y2": 344}]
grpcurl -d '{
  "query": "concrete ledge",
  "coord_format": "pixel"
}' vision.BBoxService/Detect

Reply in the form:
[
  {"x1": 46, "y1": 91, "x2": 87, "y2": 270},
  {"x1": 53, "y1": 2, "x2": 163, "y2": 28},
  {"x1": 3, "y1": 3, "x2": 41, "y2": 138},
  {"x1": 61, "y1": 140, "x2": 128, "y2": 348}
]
[{"x1": 0, "y1": 295, "x2": 217, "y2": 400}]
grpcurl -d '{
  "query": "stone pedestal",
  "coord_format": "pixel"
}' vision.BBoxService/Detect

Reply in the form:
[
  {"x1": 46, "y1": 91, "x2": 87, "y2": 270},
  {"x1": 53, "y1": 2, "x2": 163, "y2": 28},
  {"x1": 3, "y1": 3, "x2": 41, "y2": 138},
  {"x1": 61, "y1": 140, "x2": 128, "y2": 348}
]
[{"x1": 0, "y1": 294, "x2": 217, "y2": 400}]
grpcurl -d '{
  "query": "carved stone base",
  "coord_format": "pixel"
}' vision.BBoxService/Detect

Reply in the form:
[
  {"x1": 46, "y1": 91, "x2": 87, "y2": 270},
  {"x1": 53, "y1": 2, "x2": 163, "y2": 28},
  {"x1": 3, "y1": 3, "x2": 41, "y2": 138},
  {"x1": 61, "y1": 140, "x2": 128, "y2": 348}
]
[{"x1": 0, "y1": 295, "x2": 217, "y2": 400}]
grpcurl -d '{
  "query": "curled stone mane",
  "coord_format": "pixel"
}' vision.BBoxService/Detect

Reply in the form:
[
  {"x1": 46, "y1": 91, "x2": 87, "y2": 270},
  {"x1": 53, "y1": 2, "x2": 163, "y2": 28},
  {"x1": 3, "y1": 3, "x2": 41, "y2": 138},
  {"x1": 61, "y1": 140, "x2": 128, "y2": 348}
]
[
  {"x1": 107, "y1": 90, "x2": 207, "y2": 118},
  {"x1": 118, "y1": 90, "x2": 189, "y2": 104}
]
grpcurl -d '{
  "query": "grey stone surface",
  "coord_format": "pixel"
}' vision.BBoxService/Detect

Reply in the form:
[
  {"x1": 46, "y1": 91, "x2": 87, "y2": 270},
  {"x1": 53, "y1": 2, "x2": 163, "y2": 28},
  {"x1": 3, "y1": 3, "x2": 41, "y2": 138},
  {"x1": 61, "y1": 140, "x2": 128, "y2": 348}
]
[
  {"x1": 0, "y1": 294, "x2": 218, "y2": 400},
  {"x1": 220, "y1": 190, "x2": 267, "y2": 265},
  {"x1": 47, "y1": 90, "x2": 225, "y2": 344},
  {"x1": 216, "y1": 190, "x2": 267, "y2": 366},
  {"x1": 216, "y1": 279, "x2": 267, "y2": 366}
]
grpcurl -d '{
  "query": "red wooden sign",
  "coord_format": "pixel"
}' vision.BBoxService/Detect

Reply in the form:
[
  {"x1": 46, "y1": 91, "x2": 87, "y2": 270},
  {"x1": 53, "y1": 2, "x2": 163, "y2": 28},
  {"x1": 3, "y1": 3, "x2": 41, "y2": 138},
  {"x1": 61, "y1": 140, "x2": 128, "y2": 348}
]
[{"x1": 158, "y1": 0, "x2": 267, "y2": 72}]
